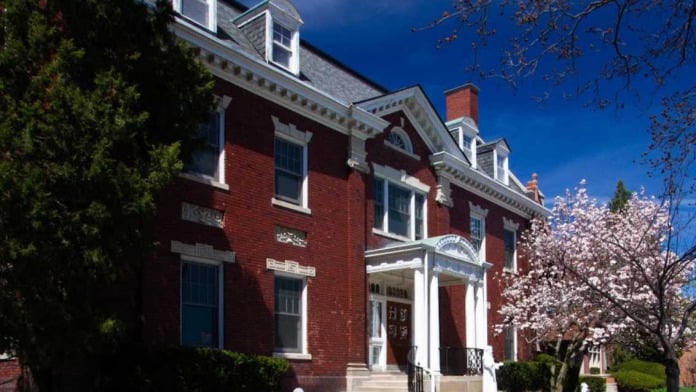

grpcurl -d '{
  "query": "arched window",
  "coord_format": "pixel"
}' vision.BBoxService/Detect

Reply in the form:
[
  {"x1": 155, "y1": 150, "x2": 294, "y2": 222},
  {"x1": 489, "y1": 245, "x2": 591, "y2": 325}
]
[{"x1": 386, "y1": 128, "x2": 413, "y2": 153}]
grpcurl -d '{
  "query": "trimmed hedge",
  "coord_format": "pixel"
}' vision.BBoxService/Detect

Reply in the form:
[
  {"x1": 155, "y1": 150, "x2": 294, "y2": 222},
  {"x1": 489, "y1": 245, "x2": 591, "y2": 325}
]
[
  {"x1": 579, "y1": 376, "x2": 605, "y2": 392},
  {"x1": 615, "y1": 360, "x2": 665, "y2": 380},
  {"x1": 612, "y1": 370, "x2": 664, "y2": 392},
  {"x1": 99, "y1": 345, "x2": 290, "y2": 391},
  {"x1": 497, "y1": 360, "x2": 551, "y2": 392}
]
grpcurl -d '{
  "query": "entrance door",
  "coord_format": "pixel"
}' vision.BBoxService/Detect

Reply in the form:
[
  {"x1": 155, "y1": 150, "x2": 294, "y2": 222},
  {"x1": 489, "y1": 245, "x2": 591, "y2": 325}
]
[
  {"x1": 368, "y1": 299, "x2": 385, "y2": 370},
  {"x1": 386, "y1": 301, "x2": 411, "y2": 369}
]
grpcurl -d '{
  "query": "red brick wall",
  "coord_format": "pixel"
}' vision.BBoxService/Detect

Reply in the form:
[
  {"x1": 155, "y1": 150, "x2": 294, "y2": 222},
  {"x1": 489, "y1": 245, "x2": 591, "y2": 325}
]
[
  {"x1": 143, "y1": 78, "x2": 536, "y2": 390},
  {"x1": 146, "y1": 80, "x2": 367, "y2": 390}
]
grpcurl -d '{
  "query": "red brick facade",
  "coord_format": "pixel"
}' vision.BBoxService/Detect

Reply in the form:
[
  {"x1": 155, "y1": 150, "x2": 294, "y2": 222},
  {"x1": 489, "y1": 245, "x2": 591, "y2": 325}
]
[{"x1": 131, "y1": 66, "x2": 544, "y2": 391}]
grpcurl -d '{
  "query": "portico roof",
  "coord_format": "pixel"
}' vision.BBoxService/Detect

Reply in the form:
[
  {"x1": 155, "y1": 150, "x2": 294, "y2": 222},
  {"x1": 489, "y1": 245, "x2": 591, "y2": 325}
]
[{"x1": 366, "y1": 234, "x2": 492, "y2": 285}]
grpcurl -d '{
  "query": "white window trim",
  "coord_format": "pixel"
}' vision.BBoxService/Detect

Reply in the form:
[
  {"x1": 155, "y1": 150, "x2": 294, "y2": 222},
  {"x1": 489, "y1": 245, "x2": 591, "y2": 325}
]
[
  {"x1": 272, "y1": 271, "x2": 312, "y2": 360},
  {"x1": 373, "y1": 164, "x2": 429, "y2": 241},
  {"x1": 180, "y1": 95, "x2": 231, "y2": 189},
  {"x1": 179, "y1": 255, "x2": 224, "y2": 349},
  {"x1": 494, "y1": 147, "x2": 509, "y2": 185},
  {"x1": 469, "y1": 201, "x2": 488, "y2": 262},
  {"x1": 266, "y1": 13, "x2": 301, "y2": 75},
  {"x1": 172, "y1": 0, "x2": 217, "y2": 32},
  {"x1": 272, "y1": 116, "x2": 312, "y2": 212}
]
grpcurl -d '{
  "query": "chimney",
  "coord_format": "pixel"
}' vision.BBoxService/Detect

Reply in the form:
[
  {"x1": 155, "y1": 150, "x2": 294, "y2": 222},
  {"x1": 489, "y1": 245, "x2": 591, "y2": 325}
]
[
  {"x1": 526, "y1": 173, "x2": 543, "y2": 205},
  {"x1": 444, "y1": 83, "x2": 480, "y2": 126}
]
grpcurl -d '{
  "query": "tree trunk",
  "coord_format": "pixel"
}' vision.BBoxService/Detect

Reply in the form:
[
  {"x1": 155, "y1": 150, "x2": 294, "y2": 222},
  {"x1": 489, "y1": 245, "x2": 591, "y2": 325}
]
[
  {"x1": 551, "y1": 361, "x2": 568, "y2": 392},
  {"x1": 665, "y1": 356, "x2": 680, "y2": 392}
]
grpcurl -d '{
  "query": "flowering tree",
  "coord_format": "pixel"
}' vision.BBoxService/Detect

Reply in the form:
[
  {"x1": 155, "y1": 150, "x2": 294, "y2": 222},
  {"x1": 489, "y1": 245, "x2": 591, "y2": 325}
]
[{"x1": 500, "y1": 184, "x2": 695, "y2": 392}]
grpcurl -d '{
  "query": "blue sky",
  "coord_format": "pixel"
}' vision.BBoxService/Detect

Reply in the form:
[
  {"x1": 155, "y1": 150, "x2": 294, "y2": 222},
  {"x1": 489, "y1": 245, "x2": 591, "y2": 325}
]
[{"x1": 238, "y1": 0, "x2": 691, "y2": 204}]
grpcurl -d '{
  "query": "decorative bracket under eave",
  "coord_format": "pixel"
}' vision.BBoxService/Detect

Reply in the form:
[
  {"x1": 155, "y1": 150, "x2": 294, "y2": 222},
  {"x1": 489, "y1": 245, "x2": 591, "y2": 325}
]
[
  {"x1": 347, "y1": 134, "x2": 369, "y2": 173},
  {"x1": 435, "y1": 173, "x2": 454, "y2": 207}
]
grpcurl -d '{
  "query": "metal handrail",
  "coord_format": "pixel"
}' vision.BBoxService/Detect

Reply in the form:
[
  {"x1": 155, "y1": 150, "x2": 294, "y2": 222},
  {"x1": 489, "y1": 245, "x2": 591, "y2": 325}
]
[
  {"x1": 407, "y1": 346, "x2": 423, "y2": 392},
  {"x1": 439, "y1": 346, "x2": 484, "y2": 376}
]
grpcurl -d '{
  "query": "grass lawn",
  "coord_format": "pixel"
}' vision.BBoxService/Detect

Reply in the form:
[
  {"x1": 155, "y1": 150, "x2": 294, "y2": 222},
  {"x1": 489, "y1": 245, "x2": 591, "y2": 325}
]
[{"x1": 651, "y1": 388, "x2": 696, "y2": 392}]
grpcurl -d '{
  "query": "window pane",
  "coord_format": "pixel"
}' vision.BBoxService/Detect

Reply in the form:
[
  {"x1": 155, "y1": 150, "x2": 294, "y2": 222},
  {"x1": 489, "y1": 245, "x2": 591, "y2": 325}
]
[
  {"x1": 374, "y1": 179, "x2": 384, "y2": 229},
  {"x1": 504, "y1": 230, "x2": 515, "y2": 269},
  {"x1": 275, "y1": 314, "x2": 300, "y2": 350},
  {"x1": 470, "y1": 217, "x2": 482, "y2": 252},
  {"x1": 273, "y1": 23, "x2": 292, "y2": 47},
  {"x1": 388, "y1": 184, "x2": 410, "y2": 237},
  {"x1": 182, "y1": 304, "x2": 217, "y2": 347},
  {"x1": 275, "y1": 138, "x2": 303, "y2": 203},
  {"x1": 275, "y1": 276, "x2": 303, "y2": 352},
  {"x1": 185, "y1": 113, "x2": 221, "y2": 180},
  {"x1": 272, "y1": 44, "x2": 291, "y2": 68},
  {"x1": 182, "y1": 0, "x2": 209, "y2": 26},
  {"x1": 181, "y1": 262, "x2": 218, "y2": 348}
]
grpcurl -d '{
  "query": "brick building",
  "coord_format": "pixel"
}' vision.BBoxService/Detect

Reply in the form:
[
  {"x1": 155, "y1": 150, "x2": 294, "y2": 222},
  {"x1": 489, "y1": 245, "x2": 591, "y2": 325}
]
[
  {"x1": 146, "y1": 1, "x2": 552, "y2": 391},
  {"x1": 4, "y1": 0, "x2": 550, "y2": 391}
]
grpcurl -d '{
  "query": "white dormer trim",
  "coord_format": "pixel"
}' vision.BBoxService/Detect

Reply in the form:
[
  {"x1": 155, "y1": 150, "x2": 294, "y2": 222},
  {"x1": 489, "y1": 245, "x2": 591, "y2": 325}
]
[
  {"x1": 172, "y1": 0, "x2": 217, "y2": 33},
  {"x1": 264, "y1": 2, "x2": 302, "y2": 75},
  {"x1": 446, "y1": 117, "x2": 478, "y2": 168}
]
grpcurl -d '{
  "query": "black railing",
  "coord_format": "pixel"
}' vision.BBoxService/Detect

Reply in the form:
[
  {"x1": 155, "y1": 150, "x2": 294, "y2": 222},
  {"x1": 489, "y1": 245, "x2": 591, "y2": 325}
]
[
  {"x1": 407, "y1": 346, "x2": 423, "y2": 392},
  {"x1": 439, "y1": 346, "x2": 483, "y2": 376}
]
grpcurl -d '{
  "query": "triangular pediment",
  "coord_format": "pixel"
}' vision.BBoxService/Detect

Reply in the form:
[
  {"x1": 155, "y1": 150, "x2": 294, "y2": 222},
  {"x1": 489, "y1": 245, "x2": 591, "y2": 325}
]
[{"x1": 355, "y1": 86, "x2": 467, "y2": 162}]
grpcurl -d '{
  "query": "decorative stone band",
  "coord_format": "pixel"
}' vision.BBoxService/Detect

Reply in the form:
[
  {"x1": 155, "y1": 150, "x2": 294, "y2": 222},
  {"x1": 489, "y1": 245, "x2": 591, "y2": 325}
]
[
  {"x1": 181, "y1": 202, "x2": 224, "y2": 228},
  {"x1": 170, "y1": 240, "x2": 236, "y2": 263},
  {"x1": 266, "y1": 258, "x2": 316, "y2": 277},
  {"x1": 275, "y1": 226, "x2": 307, "y2": 247}
]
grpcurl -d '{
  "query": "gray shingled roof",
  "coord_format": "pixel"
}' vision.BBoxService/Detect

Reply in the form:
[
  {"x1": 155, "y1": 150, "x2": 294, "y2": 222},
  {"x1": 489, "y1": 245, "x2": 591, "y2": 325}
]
[{"x1": 217, "y1": 0, "x2": 385, "y2": 104}]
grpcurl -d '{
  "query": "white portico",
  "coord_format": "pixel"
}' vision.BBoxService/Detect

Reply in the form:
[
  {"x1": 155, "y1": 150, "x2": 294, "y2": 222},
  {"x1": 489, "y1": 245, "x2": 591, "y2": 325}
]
[{"x1": 365, "y1": 234, "x2": 492, "y2": 375}]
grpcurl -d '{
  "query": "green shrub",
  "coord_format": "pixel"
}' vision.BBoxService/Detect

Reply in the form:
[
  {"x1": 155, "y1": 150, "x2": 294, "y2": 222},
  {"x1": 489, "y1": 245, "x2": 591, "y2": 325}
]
[
  {"x1": 497, "y1": 360, "x2": 551, "y2": 392},
  {"x1": 99, "y1": 345, "x2": 290, "y2": 391},
  {"x1": 616, "y1": 360, "x2": 665, "y2": 380},
  {"x1": 613, "y1": 370, "x2": 664, "y2": 392},
  {"x1": 589, "y1": 367, "x2": 601, "y2": 375},
  {"x1": 579, "y1": 376, "x2": 605, "y2": 392}
]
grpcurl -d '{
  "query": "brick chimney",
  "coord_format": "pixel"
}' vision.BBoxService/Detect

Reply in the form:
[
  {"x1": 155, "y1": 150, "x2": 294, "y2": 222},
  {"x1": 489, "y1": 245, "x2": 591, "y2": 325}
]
[
  {"x1": 444, "y1": 83, "x2": 480, "y2": 126},
  {"x1": 526, "y1": 173, "x2": 543, "y2": 205}
]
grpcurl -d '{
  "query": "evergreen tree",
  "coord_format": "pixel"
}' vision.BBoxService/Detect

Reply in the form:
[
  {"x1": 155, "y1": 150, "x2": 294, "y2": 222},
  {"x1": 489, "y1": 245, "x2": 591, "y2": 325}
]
[
  {"x1": 609, "y1": 180, "x2": 632, "y2": 212},
  {"x1": 0, "y1": 0, "x2": 214, "y2": 385}
]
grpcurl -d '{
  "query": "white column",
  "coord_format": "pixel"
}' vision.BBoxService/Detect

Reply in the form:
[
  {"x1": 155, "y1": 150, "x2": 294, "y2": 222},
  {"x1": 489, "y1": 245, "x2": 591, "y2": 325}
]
[
  {"x1": 428, "y1": 270, "x2": 440, "y2": 373},
  {"x1": 475, "y1": 280, "x2": 487, "y2": 348},
  {"x1": 413, "y1": 267, "x2": 427, "y2": 366},
  {"x1": 465, "y1": 279, "x2": 476, "y2": 348}
]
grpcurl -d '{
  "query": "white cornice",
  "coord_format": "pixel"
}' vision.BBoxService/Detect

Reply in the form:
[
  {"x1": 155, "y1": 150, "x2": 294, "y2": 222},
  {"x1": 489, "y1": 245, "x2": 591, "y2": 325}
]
[
  {"x1": 171, "y1": 20, "x2": 388, "y2": 140},
  {"x1": 430, "y1": 152, "x2": 551, "y2": 219}
]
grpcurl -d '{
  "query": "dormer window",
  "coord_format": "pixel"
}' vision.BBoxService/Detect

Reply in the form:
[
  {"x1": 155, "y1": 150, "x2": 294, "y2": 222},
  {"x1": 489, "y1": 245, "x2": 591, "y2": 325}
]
[
  {"x1": 446, "y1": 118, "x2": 478, "y2": 168},
  {"x1": 233, "y1": 0, "x2": 304, "y2": 75},
  {"x1": 173, "y1": 0, "x2": 217, "y2": 32},
  {"x1": 461, "y1": 134, "x2": 473, "y2": 150},
  {"x1": 494, "y1": 149, "x2": 509, "y2": 185},
  {"x1": 272, "y1": 23, "x2": 294, "y2": 69}
]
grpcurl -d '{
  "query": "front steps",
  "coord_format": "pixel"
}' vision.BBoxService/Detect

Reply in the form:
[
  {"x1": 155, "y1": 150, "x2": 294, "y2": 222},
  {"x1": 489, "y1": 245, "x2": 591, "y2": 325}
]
[{"x1": 352, "y1": 372, "x2": 408, "y2": 392}]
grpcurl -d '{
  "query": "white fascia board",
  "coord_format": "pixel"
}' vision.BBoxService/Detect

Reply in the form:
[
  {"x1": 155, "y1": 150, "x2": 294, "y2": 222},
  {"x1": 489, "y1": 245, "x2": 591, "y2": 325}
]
[
  {"x1": 430, "y1": 151, "x2": 551, "y2": 218},
  {"x1": 171, "y1": 20, "x2": 387, "y2": 137},
  {"x1": 365, "y1": 243, "x2": 433, "y2": 259}
]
